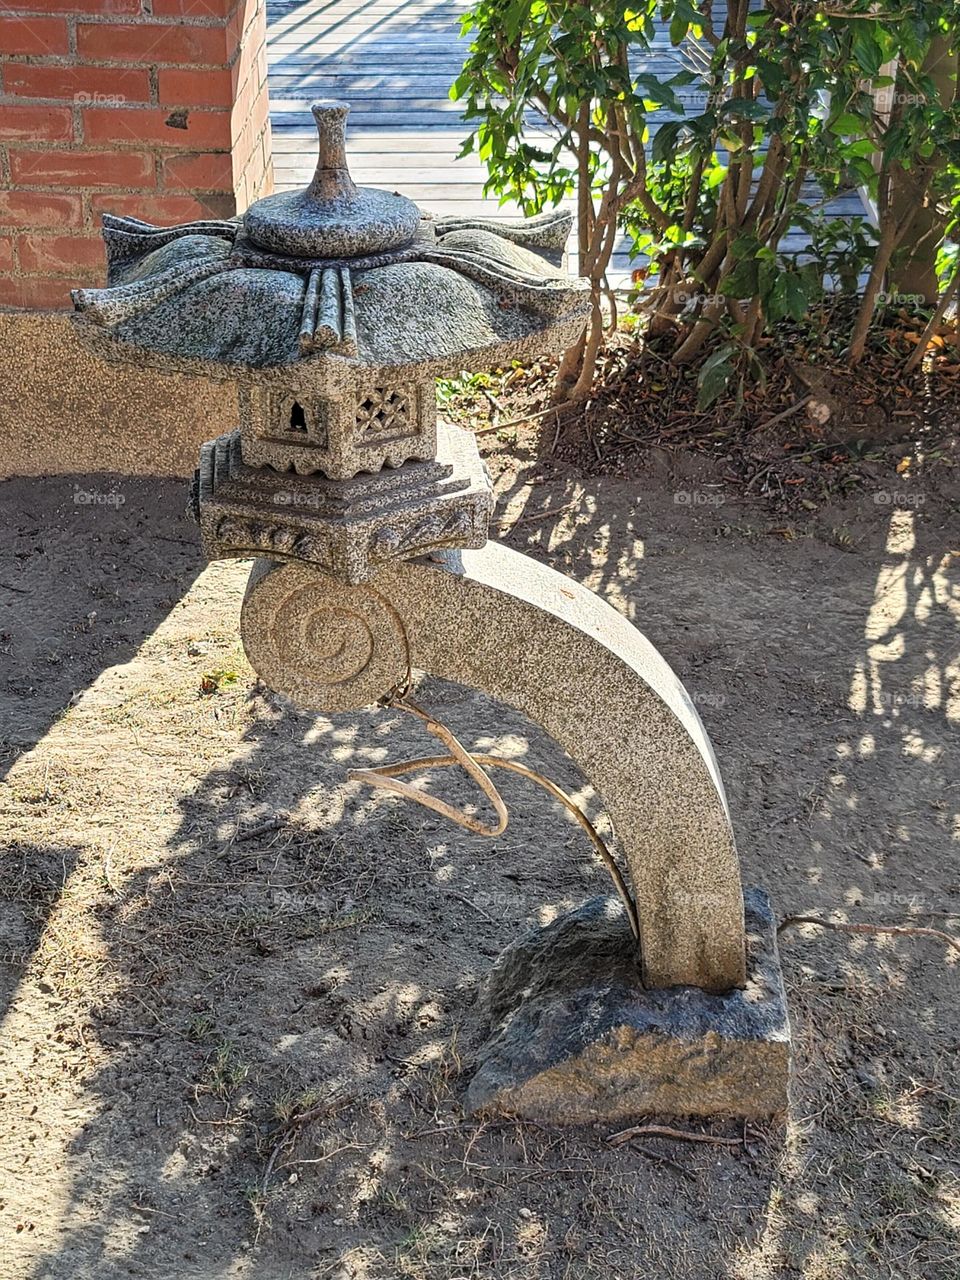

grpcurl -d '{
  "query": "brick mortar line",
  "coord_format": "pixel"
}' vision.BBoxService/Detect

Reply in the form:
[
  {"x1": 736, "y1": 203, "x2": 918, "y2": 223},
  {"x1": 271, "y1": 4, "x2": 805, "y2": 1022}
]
[
  {"x1": 0, "y1": 100, "x2": 235, "y2": 112},
  {"x1": 2, "y1": 138, "x2": 232, "y2": 149},
  {"x1": 0, "y1": 12, "x2": 241, "y2": 28},
  {"x1": 0, "y1": 56, "x2": 243, "y2": 70}
]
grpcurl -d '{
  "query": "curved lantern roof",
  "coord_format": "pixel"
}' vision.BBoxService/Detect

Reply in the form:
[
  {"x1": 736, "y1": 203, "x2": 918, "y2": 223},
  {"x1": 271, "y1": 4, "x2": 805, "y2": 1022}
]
[{"x1": 71, "y1": 100, "x2": 590, "y2": 380}]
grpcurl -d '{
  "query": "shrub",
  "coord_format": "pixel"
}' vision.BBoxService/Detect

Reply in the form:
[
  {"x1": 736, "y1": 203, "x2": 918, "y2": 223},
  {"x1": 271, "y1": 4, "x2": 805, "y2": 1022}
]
[{"x1": 452, "y1": 0, "x2": 960, "y2": 403}]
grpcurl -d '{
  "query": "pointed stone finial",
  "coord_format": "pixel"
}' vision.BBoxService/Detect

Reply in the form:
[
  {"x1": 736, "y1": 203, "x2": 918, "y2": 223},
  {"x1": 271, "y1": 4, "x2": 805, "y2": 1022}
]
[{"x1": 307, "y1": 99, "x2": 359, "y2": 202}]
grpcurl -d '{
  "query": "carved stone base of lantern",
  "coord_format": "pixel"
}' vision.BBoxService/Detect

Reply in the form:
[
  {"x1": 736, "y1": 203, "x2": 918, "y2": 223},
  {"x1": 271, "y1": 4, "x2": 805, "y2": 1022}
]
[
  {"x1": 464, "y1": 889, "x2": 791, "y2": 1124},
  {"x1": 194, "y1": 420, "x2": 492, "y2": 584}
]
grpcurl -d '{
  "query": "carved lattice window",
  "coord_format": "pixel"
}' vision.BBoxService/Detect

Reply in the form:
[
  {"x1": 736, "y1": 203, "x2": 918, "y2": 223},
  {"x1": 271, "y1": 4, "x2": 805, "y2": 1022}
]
[{"x1": 356, "y1": 386, "x2": 415, "y2": 441}]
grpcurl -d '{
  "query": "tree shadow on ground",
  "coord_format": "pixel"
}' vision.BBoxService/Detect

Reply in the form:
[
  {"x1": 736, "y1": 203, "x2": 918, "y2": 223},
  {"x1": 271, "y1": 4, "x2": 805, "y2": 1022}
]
[{"x1": 1, "y1": 468, "x2": 958, "y2": 1278}]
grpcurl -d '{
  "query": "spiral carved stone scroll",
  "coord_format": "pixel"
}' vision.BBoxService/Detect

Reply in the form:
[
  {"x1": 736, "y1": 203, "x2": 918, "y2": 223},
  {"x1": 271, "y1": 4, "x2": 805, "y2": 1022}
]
[{"x1": 241, "y1": 557, "x2": 408, "y2": 714}]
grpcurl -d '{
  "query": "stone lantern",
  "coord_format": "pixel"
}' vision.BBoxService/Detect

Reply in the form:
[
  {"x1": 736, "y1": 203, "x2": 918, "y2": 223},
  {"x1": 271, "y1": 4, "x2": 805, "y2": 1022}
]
[{"x1": 73, "y1": 101, "x2": 790, "y2": 1125}]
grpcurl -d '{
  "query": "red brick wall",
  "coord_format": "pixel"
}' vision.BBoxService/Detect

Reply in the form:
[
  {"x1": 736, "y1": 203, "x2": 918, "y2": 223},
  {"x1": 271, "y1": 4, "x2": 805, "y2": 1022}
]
[{"x1": 0, "y1": 0, "x2": 273, "y2": 309}]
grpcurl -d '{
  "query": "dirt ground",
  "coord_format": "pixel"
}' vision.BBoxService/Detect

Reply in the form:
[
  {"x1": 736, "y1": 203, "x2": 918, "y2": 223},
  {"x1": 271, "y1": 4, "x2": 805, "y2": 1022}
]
[{"x1": 0, "y1": 421, "x2": 958, "y2": 1280}]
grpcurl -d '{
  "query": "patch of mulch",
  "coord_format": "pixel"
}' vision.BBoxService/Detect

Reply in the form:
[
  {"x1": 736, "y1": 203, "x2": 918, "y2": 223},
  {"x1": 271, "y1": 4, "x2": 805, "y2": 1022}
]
[{"x1": 441, "y1": 299, "x2": 960, "y2": 508}]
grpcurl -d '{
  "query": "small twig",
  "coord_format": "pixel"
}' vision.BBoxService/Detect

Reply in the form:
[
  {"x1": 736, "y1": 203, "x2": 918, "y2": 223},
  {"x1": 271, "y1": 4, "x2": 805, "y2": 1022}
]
[
  {"x1": 629, "y1": 1142, "x2": 696, "y2": 1180},
  {"x1": 262, "y1": 1093, "x2": 355, "y2": 1193},
  {"x1": 778, "y1": 914, "x2": 960, "y2": 955},
  {"x1": 481, "y1": 386, "x2": 504, "y2": 415},
  {"x1": 277, "y1": 1143, "x2": 364, "y2": 1172},
  {"x1": 902, "y1": 263, "x2": 960, "y2": 376},
  {"x1": 607, "y1": 1123, "x2": 742, "y2": 1148},
  {"x1": 102, "y1": 1027, "x2": 161, "y2": 1039},
  {"x1": 273, "y1": 1091, "x2": 354, "y2": 1137},
  {"x1": 745, "y1": 463, "x2": 777, "y2": 494},
  {"x1": 262, "y1": 1133, "x2": 293, "y2": 1194},
  {"x1": 443, "y1": 889, "x2": 497, "y2": 923},
  {"x1": 489, "y1": 403, "x2": 567, "y2": 431},
  {"x1": 236, "y1": 815, "x2": 287, "y2": 842},
  {"x1": 184, "y1": 1103, "x2": 245, "y2": 1127},
  {"x1": 549, "y1": 412, "x2": 562, "y2": 454},
  {"x1": 584, "y1": 402, "x2": 603, "y2": 462},
  {"x1": 129, "y1": 1203, "x2": 178, "y2": 1219},
  {"x1": 499, "y1": 500, "x2": 578, "y2": 531},
  {"x1": 757, "y1": 395, "x2": 811, "y2": 430}
]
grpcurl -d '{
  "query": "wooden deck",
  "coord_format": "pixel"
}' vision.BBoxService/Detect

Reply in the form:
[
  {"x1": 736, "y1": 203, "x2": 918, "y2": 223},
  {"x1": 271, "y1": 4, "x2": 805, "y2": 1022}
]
[
  {"x1": 265, "y1": 0, "x2": 868, "y2": 284},
  {"x1": 266, "y1": 0, "x2": 553, "y2": 228}
]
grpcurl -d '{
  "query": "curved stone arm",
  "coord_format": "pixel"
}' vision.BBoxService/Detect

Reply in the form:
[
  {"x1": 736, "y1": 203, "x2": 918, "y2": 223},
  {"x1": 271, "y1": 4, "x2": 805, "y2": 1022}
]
[{"x1": 240, "y1": 543, "x2": 747, "y2": 993}]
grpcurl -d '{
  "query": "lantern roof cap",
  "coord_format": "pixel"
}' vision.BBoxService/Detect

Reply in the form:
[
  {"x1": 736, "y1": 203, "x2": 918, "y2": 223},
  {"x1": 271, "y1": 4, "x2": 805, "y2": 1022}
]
[{"x1": 71, "y1": 102, "x2": 590, "y2": 376}]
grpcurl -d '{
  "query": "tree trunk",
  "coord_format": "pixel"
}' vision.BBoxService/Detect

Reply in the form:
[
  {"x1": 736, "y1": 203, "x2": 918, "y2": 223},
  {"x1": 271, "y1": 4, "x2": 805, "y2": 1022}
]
[
  {"x1": 848, "y1": 206, "x2": 900, "y2": 364},
  {"x1": 888, "y1": 38, "x2": 959, "y2": 304}
]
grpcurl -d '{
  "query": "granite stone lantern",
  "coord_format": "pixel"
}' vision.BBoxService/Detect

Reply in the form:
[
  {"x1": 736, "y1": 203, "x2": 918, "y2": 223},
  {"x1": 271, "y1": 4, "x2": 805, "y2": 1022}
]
[{"x1": 72, "y1": 101, "x2": 791, "y2": 1125}]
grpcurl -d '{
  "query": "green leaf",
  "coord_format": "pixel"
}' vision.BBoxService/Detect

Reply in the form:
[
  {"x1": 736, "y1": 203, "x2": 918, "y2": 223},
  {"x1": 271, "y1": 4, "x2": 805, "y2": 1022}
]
[
  {"x1": 758, "y1": 256, "x2": 778, "y2": 301},
  {"x1": 697, "y1": 344, "x2": 737, "y2": 410},
  {"x1": 651, "y1": 120, "x2": 683, "y2": 164},
  {"x1": 720, "y1": 256, "x2": 759, "y2": 297},
  {"x1": 830, "y1": 111, "x2": 868, "y2": 136},
  {"x1": 851, "y1": 25, "x2": 884, "y2": 76},
  {"x1": 784, "y1": 273, "x2": 809, "y2": 320},
  {"x1": 720, "y1": 99, "x2": 770, "y2": 121},
  {"x1": 669, "y1": 12, "x2": 688, "y2": 44}
]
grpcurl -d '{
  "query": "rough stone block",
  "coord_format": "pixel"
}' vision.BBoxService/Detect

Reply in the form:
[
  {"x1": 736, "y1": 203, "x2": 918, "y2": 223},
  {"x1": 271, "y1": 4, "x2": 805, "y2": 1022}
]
[{"x1": 465, "y1": 887, "x2": 791, "y2": 1124}]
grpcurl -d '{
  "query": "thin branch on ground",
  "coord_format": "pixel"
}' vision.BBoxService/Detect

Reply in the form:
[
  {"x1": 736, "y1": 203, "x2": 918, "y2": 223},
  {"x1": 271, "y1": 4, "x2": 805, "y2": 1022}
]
[
  {"x1": 778, "y1": 915, "x2": 960, "y2": 955},
  {"x1": 607, "y1": 1123, "x2": 743, "y2": 1148}
]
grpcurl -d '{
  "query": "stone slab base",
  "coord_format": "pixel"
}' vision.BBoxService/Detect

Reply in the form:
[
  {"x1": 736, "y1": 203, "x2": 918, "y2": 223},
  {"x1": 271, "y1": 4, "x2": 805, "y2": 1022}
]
[
  {"x1": 465, "y1": 887, "x2": 791, "y2": 1124},
  {"x1": 0, "y1": 311, "x2": 237, "y2": 479}
]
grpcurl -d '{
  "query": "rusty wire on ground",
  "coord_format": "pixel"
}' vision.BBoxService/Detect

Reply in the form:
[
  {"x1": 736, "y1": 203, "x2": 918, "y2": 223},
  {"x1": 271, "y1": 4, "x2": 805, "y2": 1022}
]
[{"x1": 348, "y1": 688, "x2": 641, "y2": 941}]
